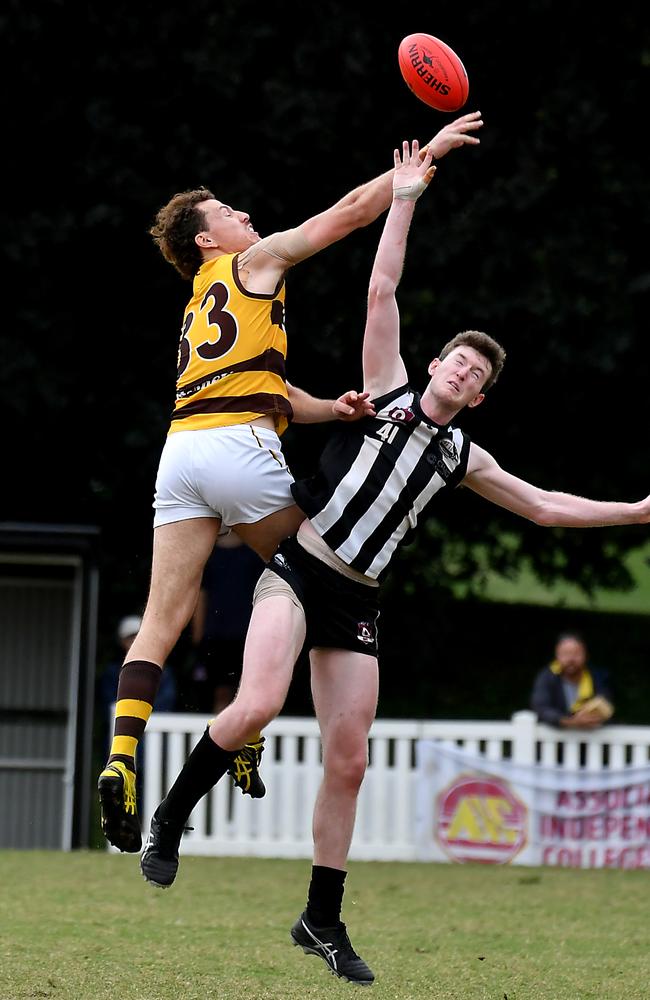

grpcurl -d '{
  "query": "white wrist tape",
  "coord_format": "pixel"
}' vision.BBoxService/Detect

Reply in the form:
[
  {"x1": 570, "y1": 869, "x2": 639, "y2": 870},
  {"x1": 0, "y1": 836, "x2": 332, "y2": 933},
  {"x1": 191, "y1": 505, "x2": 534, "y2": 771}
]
[{"x1": 393, "y1": 177, "x2": 429, "y2": 201}]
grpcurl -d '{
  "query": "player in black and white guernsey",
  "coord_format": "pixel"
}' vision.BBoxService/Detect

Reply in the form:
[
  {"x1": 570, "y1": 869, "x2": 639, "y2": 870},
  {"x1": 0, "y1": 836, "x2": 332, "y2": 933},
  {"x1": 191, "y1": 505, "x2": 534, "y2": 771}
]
[
  {"x1": 139, "y1": 142, "x2": 650, "y2": 986},
  {"x1": 292, "y1": 384, "x2": 470, "y2": 581}
]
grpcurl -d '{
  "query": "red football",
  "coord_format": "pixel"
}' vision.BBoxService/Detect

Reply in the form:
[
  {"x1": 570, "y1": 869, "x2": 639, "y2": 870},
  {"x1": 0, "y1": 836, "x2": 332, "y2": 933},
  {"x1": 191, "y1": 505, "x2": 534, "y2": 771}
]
[{"x1": 398, "y1": 33, "x2": 469, "y2": 112}]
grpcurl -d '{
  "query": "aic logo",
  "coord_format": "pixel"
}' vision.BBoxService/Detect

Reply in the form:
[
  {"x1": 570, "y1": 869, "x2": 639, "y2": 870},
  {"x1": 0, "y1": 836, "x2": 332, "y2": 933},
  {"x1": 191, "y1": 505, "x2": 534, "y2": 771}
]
[{"x1": 436, "y1": 775, "x2": 527, "y2": 864}]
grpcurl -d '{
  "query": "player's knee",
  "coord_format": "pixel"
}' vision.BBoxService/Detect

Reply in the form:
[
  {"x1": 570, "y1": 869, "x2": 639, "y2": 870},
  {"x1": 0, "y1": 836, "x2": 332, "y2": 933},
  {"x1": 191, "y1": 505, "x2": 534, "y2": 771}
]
[
  {"x1": 236, "y1": 701, "x2": 281, "y2": 736},
  {"x1": 324, "y1": 742, "x2": 368, "y2": 791}
]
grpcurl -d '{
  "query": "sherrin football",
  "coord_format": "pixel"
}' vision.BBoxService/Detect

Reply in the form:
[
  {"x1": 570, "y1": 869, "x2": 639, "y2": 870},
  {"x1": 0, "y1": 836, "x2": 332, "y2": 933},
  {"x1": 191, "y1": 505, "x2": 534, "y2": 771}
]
[{"x1": 398, "y1": 33, "x2": 469, "y2": 112}]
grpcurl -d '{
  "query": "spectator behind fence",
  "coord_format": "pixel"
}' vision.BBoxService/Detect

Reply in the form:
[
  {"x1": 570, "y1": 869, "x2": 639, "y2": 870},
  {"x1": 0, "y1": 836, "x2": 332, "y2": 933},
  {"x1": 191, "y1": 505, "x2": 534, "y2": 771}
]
[
  {"x1": 189, "y1": 535, "x2": 264, "y2": 714},
  {"x1": 530, "y1": 631, "x2": 614, "y2": 729}
]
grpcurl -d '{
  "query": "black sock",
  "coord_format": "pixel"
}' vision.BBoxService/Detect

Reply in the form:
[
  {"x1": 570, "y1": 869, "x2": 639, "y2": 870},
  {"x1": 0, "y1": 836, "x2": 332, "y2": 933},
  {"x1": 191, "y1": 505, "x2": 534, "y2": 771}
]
[
  {"x1": 306, "y1": 865, "x2": 347, "y2": 927},
  {"x1": 158, "y1": 728, "x2": 238, "y2": 826}
]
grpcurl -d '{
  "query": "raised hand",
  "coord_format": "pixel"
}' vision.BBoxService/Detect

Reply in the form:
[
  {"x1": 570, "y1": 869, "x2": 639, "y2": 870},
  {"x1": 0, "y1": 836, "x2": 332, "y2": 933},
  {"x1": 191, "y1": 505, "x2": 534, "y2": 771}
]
[
  {"x1": 333, "y1": 390, "x2": 376, "y2": 421},
  {"x1": 422, "y1": 110, "x2": 483, "y2": 160},
  {"x1": 393, "y1": 140, "x2": 436, "y2": 201}
]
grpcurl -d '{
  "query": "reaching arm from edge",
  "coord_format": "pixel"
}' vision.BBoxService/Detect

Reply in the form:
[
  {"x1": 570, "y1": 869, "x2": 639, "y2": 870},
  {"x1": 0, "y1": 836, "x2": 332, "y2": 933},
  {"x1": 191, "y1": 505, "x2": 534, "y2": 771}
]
[
  {"x1": 463, "y1": 443, "x2": 650, "y2": 526},
  {"x1": 287, "y1": 382, "x2": 375, "y2": 424},
  {"x1": 239, "y1": 112, "x2": 483, "y2": 290},
  {"x1": 362, "y1": 141, "x2": 435, "y2": 398}
]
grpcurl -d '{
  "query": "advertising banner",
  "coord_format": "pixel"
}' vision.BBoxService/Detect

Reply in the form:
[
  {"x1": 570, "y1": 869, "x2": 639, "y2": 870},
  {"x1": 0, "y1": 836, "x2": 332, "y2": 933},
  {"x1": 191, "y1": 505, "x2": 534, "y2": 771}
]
[{"x1": 415, "y1": 741, "x2": 650, "y2": 868}]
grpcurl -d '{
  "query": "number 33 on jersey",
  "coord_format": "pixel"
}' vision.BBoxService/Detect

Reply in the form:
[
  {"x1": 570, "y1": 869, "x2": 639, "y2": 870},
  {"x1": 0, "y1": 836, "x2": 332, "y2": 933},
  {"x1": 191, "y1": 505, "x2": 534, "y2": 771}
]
[{"x1": 169, "y1": 253, "x2": 291, "y2": 435}]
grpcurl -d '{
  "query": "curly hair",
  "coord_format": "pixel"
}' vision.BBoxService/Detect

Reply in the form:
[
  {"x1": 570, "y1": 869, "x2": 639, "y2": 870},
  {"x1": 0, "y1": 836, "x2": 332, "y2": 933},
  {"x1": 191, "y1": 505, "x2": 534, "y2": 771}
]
[
  {"x1": 439, "y1": 330, "x2": 506, "y2": 391},
  {"x1": 149, "y1": 187, "x2": 216, "y2": 281}
]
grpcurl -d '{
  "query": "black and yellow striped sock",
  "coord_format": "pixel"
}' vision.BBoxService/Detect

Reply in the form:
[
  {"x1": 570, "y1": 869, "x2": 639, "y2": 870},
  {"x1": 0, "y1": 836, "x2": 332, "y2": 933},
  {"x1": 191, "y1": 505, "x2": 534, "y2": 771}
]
[{"x1": 105, "y1": 660, "x2": 162, "y2": 774}]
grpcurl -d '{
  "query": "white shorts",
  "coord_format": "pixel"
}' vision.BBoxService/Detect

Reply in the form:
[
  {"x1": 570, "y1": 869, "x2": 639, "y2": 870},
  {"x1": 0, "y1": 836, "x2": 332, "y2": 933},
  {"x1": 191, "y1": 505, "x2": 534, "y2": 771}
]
[{"x1": 153, "y1": 423, "x2": 295, "y2": 529}]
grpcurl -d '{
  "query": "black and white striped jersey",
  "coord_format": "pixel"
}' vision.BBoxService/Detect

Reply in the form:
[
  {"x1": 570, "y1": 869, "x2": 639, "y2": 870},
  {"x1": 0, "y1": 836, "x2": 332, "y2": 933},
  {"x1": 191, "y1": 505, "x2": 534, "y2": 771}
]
[{"x1": 291, "y1": 384, "x2": 471, "y2": 581}]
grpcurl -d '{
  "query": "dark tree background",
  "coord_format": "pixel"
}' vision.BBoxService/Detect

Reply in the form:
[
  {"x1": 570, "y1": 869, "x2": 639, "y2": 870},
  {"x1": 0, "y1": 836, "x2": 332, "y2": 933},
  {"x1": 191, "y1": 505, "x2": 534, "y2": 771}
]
[{"x1": 2, "y1": 1, "x2": 649, "y2": 719}]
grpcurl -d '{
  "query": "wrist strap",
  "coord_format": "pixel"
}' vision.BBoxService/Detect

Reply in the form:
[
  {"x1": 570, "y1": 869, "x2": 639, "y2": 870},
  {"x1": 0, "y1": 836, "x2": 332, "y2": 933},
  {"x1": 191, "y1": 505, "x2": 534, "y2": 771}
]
[{"x1": 393, "y1": 177, "x2": 429, "y2": 201}]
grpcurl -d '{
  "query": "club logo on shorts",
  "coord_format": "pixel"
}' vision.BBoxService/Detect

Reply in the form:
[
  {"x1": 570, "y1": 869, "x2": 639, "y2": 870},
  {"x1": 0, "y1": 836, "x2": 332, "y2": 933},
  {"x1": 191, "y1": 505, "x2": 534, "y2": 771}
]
[{"x1": 357, "y1": 622, "x2": 376, "y2": 645}]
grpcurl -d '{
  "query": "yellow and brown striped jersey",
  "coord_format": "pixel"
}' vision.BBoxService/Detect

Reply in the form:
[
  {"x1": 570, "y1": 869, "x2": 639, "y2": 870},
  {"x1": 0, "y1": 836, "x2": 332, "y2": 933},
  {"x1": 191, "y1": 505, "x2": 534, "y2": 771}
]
[{"x1": 169, "y1": 253, "x2": 292, "y2": 435}]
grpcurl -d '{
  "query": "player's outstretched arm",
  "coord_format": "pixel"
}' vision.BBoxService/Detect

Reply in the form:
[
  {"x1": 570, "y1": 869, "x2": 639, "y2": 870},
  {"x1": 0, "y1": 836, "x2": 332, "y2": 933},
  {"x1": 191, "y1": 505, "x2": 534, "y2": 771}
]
[
  {"x1": 240, "y1": 112, "x2": 482, "y2": 283},
  {"x1": 421, "y1": 110, "x2": 483, "y2": 161},
  {"x1": 287, "y1": 382, "x2": 375, "y2": 423},
  {"x1": 298, "y1": 111, "x2": 481, "y2": 256},
  {"x1": 362, "y1": 141, "x2": 435, "y2": 399},
  {"x1": 464, "y1": 444, "x2": 650, "y2": 526}
]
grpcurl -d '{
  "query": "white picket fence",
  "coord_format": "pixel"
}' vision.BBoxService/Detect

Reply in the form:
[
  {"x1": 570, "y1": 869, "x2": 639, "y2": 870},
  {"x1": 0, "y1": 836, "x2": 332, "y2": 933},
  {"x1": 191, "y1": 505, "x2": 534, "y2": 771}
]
[{"x1": 141, "y1": 711, "x2": 650, "y2": 862}]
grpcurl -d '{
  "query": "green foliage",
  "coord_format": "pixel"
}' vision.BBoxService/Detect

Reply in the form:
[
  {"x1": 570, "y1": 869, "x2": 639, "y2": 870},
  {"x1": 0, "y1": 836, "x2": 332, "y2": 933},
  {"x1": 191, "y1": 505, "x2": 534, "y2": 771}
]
[{"x1": 3, "y1": 3, "x2": 649, "y2": 658}]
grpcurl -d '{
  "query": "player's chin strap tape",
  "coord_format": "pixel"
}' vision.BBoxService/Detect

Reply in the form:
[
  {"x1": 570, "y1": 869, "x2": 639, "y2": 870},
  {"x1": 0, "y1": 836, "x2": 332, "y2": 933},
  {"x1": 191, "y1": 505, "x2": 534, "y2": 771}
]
[{"x1": 393, "y1": 177, "x2": 431, "y2": 201}]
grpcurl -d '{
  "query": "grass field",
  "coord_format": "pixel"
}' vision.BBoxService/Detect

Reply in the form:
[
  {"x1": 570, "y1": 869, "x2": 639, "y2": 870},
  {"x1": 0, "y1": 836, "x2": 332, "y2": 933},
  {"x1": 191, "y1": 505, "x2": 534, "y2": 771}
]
[
  {"x1": 1, "y1": 851, "x2": 648, "y2": 1000},
  {"x1": 0, "y1": 851, "x2": 650, "y2": 1000}
]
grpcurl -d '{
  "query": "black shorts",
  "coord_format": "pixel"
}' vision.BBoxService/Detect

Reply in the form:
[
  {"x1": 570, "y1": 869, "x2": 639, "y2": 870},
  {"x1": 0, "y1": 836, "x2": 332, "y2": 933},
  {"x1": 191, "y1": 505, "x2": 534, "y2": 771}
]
[{"x1": 267, "y1": 535, "x2": 380, "y2": 657}]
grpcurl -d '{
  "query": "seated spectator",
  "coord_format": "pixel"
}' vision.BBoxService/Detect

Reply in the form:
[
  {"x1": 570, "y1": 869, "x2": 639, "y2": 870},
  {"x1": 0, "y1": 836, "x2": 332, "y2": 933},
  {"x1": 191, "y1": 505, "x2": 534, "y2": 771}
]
[{"x1": 530, "y1": 631, "x2": 614, "y2": 729}]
